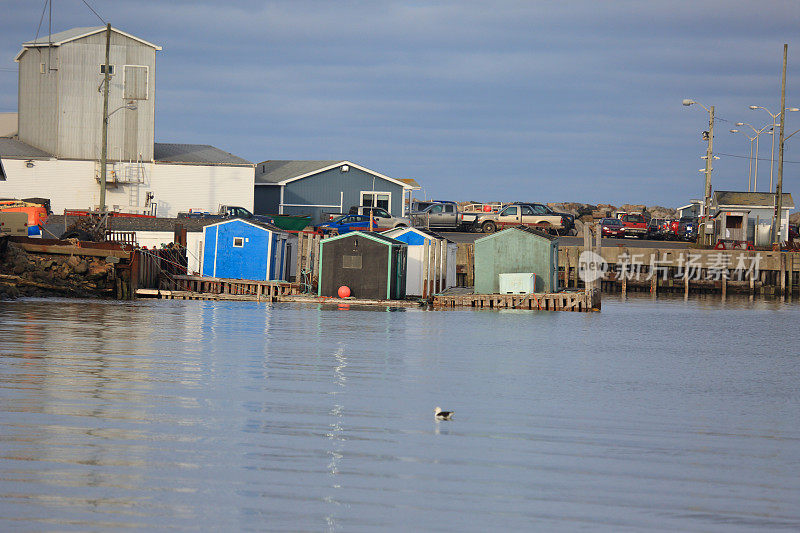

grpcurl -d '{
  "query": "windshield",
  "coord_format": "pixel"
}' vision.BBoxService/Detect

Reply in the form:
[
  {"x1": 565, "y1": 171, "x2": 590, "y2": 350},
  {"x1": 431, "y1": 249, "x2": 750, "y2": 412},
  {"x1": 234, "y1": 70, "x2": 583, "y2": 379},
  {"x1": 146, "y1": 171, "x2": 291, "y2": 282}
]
[{"x1": 623, "y1": 214, "x2": 645, "y2": 224}]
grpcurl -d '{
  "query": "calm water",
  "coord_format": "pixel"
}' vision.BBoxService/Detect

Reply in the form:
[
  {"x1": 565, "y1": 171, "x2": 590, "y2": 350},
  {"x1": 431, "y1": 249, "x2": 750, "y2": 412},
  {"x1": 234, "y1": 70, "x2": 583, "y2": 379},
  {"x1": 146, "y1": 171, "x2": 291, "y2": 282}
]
[{"x1": 0, "y1": 295, "x2": 798, "y2": 531}]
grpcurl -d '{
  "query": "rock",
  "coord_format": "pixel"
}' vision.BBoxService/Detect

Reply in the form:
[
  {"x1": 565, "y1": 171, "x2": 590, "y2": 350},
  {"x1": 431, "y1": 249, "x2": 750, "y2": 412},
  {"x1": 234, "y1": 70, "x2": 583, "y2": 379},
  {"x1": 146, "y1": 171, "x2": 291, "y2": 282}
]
[
  {"x1": 73, "y1": 260, "x2": 88, "y2": 275},
  {"x1": 87, "y1": 261, "x2": 111, "y2": 280},
  {"x1": 67, "y1": 256, "x2": 81, "y2": 269}
]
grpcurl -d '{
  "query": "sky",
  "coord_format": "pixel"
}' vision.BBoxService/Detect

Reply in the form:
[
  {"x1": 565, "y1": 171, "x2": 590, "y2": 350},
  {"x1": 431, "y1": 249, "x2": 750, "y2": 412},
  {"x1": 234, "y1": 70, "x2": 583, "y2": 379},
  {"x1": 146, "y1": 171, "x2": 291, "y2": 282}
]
[{"x1": 1, "y1": 0, "x2": 799, "y2": 208}]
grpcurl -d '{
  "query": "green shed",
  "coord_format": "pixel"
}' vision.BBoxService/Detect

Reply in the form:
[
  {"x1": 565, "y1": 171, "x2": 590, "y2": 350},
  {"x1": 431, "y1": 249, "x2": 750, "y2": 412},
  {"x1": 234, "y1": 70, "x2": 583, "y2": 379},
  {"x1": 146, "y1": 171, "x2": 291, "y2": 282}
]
[{"x1": 474, "y1": 226, "x2": 559, "y2": 294}]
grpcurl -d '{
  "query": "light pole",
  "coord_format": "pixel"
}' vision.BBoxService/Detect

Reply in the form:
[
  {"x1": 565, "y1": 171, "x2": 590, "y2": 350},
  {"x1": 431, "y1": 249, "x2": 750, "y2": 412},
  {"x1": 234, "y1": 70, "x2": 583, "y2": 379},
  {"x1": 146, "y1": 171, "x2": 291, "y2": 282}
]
[
  {"x1": 749, "y1": 105, "x2": 799, "y2": 192},
  {"x1": 683, "y1": 99, "x2": 714, "y2": 245},
  {"x1": 729, "y1": 122, "x2": 773, "y2": 191}
]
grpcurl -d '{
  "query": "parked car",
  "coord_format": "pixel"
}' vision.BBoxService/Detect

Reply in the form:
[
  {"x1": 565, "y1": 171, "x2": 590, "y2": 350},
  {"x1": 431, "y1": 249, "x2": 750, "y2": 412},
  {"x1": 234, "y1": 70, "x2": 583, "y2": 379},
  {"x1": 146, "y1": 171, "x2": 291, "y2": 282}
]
[
  {"x1": 619, "y1": 212, "x2": 649, "y2": 239},
  {"x1": 647, "y1": 218, "x2": 666, "y2": 239},
  {"x1": 600, "y1": 217, "x2": 625, "y2": 238},
  {"x1": 678, "y1": 216, "x2": 698, "y2": 241},
  {"x1": 347, "y1": 205, "x2": 410, "y2": 229},
  {"x1": 474, "y1": 203, "x2": 564, "y2": 234},
  {"x1": 410, "y1": 202, "x2": 479, "y2": 231},
  {"x1": 316, "y1": 214, "x2": 379, "y2": 235}
]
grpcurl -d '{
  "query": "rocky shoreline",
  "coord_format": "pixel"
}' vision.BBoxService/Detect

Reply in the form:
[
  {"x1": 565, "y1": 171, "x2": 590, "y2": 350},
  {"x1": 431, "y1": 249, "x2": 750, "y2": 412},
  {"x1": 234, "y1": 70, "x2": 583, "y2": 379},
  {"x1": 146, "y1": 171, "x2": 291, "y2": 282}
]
[{"x1": 0, "y1": 240, "x2": 117, "y2": 300}]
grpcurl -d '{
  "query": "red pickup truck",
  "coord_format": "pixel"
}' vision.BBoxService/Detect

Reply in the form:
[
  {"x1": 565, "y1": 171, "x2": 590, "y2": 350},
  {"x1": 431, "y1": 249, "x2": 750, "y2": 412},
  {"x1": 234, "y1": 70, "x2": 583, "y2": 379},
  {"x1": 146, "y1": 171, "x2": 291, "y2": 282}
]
[{"x1": 619, "y1": 213, "x2": 648, "y2": 239}]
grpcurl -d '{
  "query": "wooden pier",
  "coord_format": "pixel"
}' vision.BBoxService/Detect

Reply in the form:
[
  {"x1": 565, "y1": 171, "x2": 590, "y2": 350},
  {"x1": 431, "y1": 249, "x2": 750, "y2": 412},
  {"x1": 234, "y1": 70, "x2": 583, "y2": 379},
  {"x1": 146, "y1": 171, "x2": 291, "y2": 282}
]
[
  {"x1": 433, "y1": 289, "x2": 601, "y2": 311},
  {"x1": 135, "y1": 275, "x2": 303, "y2": 301}
]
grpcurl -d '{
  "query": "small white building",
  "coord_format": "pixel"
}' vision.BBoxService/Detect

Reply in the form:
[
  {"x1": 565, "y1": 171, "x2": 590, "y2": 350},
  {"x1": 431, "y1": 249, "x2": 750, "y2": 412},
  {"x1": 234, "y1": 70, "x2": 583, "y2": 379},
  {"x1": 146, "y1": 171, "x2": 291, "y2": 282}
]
[
  {"x1": 711, "y1": 191, "x2": 794, "y2": 245},
  {"x1": 381, "y1": 226, "x2": 456, "y2": 297}
]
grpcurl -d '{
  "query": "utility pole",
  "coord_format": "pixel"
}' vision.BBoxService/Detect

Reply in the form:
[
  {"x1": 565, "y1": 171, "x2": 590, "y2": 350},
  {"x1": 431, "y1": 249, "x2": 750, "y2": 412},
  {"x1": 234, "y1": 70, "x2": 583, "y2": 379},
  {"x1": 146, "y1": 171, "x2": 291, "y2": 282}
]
[
  {"x1": 701, "y1": 106, "x2": 714, "y2": 246},
  {"x1": 773, "y1": 44, "x2": 788, "y2": 248},
  {"x1": 99, "y1": 23, "x2": 111, "y2": 213}
]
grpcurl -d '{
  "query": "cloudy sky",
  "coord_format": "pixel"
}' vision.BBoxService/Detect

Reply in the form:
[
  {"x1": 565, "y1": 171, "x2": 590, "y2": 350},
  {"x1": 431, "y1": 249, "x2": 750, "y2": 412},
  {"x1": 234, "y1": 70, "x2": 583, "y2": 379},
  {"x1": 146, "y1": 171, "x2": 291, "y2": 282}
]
[{"x1": 1, "y1": 0, "x2": 799, "y2": 207}]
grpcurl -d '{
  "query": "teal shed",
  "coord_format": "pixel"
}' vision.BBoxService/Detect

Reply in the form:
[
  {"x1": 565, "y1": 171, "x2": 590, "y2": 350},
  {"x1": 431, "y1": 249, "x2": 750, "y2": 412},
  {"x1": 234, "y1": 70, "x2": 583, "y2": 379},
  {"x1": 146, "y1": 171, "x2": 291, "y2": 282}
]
[{"x1": 474, "y1": 226, "x2": 559, "y2": 294}]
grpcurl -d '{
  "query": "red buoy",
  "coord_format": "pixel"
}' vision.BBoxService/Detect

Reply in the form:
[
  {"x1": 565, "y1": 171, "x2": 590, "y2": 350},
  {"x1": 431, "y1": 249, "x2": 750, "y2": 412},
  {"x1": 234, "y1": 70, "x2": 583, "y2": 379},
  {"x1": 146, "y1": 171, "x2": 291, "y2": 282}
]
[{"x1": 338, "y1": 286, "x2": 351, "y2": 298}]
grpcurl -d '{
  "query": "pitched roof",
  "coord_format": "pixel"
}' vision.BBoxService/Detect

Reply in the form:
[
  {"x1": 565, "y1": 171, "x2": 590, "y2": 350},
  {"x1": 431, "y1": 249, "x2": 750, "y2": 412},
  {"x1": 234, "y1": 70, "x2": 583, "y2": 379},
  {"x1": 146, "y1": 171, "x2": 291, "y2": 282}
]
[
  {"x1": 154, "y1": 143, "x2": 252, "y2": 166},
  {"x1": 17, "y1": 26, "x2": 161, "y2": 56},
  {"x1": 320, "y1": 230, "x2": 406, "y2": 246},
  {"x1": 0, "y1": 138, "x2": 53, "y2": 159},
  {"x1": 398, "y1": 178, "x2": 421, "y2": 189},
  {"x1": 256, "y1": 160, "x2": 340, "y2": 184},
  {"x1": 202, "y1": 217, "x2": 285, "y2": 233},
  {"x1": 255, "y1": 160, "x2": 414, "y2": 189},
  {"x1": 381, "y1": 226, "x2": 453, "y2": 242},
  {"x1": 713, "y1": 190, "x2": 794, "y2": 209}
]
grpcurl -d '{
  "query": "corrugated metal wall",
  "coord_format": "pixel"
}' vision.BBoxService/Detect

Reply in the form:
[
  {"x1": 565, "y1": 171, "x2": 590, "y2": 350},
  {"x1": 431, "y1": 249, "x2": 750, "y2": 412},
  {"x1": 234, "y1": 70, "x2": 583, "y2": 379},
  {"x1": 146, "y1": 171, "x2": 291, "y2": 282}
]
[
  {"x1": 17, "y1": 30, "x2": 156, "y2": 162},
  {"x1": 17, "y1": 47, "x2": 59, "y2": 155}
]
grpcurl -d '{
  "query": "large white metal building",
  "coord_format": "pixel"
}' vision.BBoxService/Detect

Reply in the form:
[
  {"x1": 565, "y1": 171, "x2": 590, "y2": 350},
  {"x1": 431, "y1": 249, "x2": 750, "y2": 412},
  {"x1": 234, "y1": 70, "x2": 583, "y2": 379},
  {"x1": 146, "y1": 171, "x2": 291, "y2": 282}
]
[{"x1": 0, "y1": 26, "x2": 254, "y2": 217}]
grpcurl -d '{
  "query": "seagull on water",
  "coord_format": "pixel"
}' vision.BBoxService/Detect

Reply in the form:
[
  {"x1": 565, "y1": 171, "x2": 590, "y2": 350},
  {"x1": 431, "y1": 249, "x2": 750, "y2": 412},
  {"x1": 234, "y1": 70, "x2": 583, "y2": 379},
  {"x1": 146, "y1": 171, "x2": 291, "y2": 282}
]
[{"x1": 434, "y1": 407, "x2": 454, "y2": 421}]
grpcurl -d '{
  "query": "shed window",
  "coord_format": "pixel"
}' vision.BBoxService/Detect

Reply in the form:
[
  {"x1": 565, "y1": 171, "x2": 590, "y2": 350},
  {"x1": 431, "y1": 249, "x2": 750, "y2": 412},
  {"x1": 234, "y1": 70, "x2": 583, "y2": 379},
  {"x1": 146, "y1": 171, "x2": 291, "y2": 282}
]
[
  {"x1": 726, "y1": 215, "x2": 743, "y2": 229},
  {"x1": 100, "y1": 64, "x2": 114, "y2": 75},
  {"x1": 342, "y1": 255, "x2": 362, "y2": 269},
  {"x1": 233, "y1": 237, "x2": 244, "y2": 247}
]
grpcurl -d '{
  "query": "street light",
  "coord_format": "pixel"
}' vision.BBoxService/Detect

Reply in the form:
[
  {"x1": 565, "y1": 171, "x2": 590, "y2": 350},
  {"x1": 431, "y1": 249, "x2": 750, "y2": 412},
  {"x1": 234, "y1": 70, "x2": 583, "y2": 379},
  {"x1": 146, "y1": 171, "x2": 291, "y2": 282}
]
[
  {"x1": 683, "y1": 98, "x2": 714, "y2": 245},
  {"x1": 749, "y1": 105, "x2": 799, "y2": 191},
  {"x1": 729, "y1": 122, "x2": 773, "y2": 191}
]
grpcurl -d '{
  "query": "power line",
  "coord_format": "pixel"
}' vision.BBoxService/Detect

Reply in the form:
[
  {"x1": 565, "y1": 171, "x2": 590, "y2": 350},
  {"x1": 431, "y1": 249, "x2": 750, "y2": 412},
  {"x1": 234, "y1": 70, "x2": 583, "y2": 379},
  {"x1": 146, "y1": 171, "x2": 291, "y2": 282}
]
[
  {"x1": 81, "y1": 0, "x2": 106, "y2": 24},
  {"x1": 717, "y1": 152, "x2": 800, "y2": 164},
  {"x1": 34, "y1": 0, "x2": 48, "y2": 42}
]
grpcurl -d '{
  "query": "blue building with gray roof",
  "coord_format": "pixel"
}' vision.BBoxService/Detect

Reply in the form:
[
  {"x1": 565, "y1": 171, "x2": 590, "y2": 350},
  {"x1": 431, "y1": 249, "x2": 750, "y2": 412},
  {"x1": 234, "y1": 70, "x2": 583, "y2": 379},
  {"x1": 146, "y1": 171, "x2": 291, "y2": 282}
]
[{"x1": 254, "y1": 160, "x2": 417, "y2": 225}]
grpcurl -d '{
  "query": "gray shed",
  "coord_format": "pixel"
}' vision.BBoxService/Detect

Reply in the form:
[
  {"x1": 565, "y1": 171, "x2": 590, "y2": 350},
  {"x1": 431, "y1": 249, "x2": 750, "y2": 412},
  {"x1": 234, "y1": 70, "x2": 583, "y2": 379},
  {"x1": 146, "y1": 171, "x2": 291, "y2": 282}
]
[{"x1": 474, "y1": 226, "x2": 559, "y2": 294}]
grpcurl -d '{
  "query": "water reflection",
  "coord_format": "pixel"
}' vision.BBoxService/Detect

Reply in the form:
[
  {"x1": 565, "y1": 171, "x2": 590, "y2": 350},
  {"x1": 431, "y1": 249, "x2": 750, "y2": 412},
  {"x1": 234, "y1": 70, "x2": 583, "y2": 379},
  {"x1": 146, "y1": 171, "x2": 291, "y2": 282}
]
[{"x1": 0, "y1": 297, "x2": 798, "y2": 531}]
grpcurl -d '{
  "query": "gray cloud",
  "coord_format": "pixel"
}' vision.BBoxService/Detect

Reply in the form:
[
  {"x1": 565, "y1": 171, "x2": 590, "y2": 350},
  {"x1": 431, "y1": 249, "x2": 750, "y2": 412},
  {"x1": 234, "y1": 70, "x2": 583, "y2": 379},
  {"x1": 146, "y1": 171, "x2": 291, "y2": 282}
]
[{"x1": 1, "y1": 0, "x2": 799, "y2": 205}]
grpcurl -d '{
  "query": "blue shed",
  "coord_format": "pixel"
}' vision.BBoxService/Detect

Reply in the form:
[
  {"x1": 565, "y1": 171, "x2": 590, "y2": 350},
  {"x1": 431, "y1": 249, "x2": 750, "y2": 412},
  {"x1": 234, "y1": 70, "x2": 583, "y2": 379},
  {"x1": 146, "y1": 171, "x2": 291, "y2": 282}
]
[
  {"x1": 201, "y1": 218, "x2": 289, "y2": 281},
  {"x1": 253, "y1": 160, "x2": 418, "y2": 225}
]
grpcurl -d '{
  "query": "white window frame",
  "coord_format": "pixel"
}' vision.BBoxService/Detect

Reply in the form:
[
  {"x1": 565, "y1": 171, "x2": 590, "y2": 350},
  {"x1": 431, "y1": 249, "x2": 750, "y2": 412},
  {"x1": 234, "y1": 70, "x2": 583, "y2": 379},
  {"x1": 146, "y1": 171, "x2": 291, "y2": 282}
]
[
  {"x1": 122, "y1": 64, "x2": 149, "y2": 100},
  {"x1": 233, "y1": 237, "x2": 244, "y2": 248},
  {"x1": 360, "y1": 191, "x2": 392, "y2": 214}
]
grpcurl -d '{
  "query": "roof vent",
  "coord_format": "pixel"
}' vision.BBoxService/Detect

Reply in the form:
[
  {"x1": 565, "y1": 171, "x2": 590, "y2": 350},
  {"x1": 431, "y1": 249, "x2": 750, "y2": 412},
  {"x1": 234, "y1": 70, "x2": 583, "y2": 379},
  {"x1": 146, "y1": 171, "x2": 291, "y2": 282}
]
[{"x1": 341, "y1": 165, "x2": 349, "y2": 172}]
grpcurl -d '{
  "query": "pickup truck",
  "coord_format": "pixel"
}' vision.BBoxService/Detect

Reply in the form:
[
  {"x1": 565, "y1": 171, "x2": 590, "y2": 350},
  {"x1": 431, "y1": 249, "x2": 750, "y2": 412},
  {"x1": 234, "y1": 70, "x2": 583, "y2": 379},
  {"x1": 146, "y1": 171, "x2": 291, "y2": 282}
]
[
  {"x1": 178, "y1": 205, "x2": 274, "y2": 225},
  {"x1": 474, "y1": 203, "x2": 564, "y2": 234},
  {"x1": 618, "y1": 213, "x2": 648, "y2": 238},
  {"x1": 410, "y1": 202, "x2": 479, "y2": 231}
]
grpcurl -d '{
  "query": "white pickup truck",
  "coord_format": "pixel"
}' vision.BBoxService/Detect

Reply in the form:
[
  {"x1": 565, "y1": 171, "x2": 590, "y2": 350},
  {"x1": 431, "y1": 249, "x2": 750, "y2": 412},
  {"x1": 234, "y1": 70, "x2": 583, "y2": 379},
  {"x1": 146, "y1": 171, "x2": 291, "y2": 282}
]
[{"x1": 474, "y1": 203, "x2": 564, "y2": 234}]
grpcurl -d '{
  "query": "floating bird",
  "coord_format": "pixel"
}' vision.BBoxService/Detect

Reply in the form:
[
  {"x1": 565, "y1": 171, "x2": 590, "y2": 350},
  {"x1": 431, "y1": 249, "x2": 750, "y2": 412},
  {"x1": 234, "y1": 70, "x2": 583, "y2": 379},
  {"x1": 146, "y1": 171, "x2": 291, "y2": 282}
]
[{"x1": 434, "y1": 407, "x2": 454, "y2": 421}]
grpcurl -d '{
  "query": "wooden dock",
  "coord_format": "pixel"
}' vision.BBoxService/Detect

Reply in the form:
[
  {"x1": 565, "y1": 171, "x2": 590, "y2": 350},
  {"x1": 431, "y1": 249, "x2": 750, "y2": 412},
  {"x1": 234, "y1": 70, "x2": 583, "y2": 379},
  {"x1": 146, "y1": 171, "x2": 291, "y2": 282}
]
[
  {"x1": 433, "y1": 289, "x2": 600, "y2": 311},
  {"x1": 136, "y1": 275, "x2": 303, "y2": 301}
]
